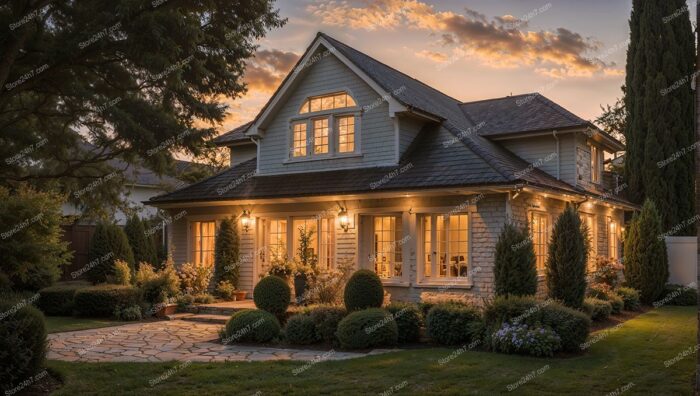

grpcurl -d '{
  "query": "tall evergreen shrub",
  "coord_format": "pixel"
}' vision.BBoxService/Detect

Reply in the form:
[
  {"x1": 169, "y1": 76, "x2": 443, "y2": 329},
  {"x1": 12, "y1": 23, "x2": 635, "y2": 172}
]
[
  {"x1": 546, "y1": 207, "x2": 588, "y2": 308},
  {"x1": 494, "y1": 222, "x2": 537, "y2": 296}
]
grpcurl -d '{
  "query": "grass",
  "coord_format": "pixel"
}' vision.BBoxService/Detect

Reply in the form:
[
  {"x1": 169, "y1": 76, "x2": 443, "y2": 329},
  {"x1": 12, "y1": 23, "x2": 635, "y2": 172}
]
[
  {"x1": 45, "y1": 316, "x2": 125, "y2": 333},
  {"x1": 48, "y1": 306, "x2": 696, "y2": 395}
]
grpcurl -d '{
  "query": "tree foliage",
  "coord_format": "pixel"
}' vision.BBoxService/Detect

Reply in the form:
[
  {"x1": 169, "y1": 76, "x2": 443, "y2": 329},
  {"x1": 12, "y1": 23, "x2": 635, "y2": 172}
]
[
  {"x1": 624, "y1": 0, "x2": 695, "y2": 234},
  {"x1": 494, "y1": 222, "x2": 538, "y2": 297},
  {"x1": 0, "y1": 1, "x2": 285, "y2": 215},
  {"x1": 0, "y1": 185, "x2": 71, "y2": 291},
  {"x1": 214, "y1": 217, "x2": 239, "y2": 287},
  {"x1": 546, "y1": 207, "x2": 588, "y2": 308},
  {"x1": 87, "y1": 222, "x2": 135, "y2": 283},
  {"x1": 596, "y1": 88, "x2": 626, "y2": 144},
  {"x1": 623, "y1": 200, "x2": 669, "y2": 304},
  {"x1": 124, "y1": 215, "x2": 158, "y2": 268}
]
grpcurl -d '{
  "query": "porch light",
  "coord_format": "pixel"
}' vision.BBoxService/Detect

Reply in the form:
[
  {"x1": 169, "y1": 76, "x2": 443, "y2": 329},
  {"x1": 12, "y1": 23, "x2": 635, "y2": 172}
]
[
  {"x1": 241, "y1": 209, "x2": 251, "y2": 233},
  {"x1": 338, "y1": 207, "x2": 349, "y2": 232}
]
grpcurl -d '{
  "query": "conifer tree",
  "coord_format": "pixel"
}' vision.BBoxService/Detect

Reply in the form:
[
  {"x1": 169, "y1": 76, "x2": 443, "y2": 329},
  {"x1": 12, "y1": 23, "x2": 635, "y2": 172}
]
[
  {"x1": 546, "y1": 207, "x2": 588, "y2": 308},
  {"x1": 494, "y1": 222, "x2": 538, "y2": 296}
]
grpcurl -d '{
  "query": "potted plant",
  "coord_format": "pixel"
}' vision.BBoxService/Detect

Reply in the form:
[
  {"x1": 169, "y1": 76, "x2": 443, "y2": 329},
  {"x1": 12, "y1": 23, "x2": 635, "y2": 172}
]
[
  {"x1": 266, "y1": 254, "x2": 294, "y2": 280},
  {"x1": 293, "y1": 226, "x2": 318, "y2": 304},
  {"x1": 234, "y1": 290, "x2": 247, "y2": 300}
]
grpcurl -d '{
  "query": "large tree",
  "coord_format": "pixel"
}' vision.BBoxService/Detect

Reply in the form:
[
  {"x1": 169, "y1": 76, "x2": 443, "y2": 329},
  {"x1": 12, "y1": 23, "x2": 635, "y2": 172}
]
[
  {"x1": 0, "y1": 1, "x2": 284, "y2": 216},
  {"x1": 624, "y1": 0, "x2": 695, "y2": 234}
]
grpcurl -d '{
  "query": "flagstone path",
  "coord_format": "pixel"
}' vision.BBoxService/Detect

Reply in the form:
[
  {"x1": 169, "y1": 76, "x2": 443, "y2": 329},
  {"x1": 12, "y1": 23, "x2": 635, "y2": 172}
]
[{"x1": 48, "y1": 320, "x2": 395, "y2": 363}]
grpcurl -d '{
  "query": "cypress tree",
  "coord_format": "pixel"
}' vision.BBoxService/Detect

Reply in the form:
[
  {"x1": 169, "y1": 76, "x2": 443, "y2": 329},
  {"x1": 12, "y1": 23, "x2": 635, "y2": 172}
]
[
  {"x1": 125, "y1": 215, "x2": 158, "y2": 268},
  {"x1": 494, "y1": 222, "x2": 538, "y2": 297},
  {"x1": 214, "y1": 217, "x2": 240, "y2": 287},
  {"x1": 623, "y1": 200, "x2": 669, "y2": 304},
  {"x1": 546, "y1": 207, "x2": 588, "y2": 309},
  {"x1": 624, "y1": 0, "x2": 695, "y2": 234},
  {"x1": 87, "y1": 222, "x2": 135, "y2": 284}
]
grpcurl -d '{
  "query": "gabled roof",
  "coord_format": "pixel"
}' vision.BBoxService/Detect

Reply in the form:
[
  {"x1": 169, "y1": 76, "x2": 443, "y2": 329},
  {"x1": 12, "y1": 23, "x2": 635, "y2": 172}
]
[{"x1": 213, "y1": 121, "x2": 253, "y2": 146}]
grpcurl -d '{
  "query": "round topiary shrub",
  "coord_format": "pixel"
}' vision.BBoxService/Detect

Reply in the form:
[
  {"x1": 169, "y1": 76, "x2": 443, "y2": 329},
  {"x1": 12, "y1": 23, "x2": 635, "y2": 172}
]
[
  {"x1": 38, "y1": 282, "x2": 89, "y2": 316},
  {"x1": 426, "y1": 303, "x2": 482, "y2": 346},
  {"x1": 386, "y1": 302, "x2": 422, "y2": 343},
  {"x1": 223, "y1": 309, "x2": 280, "y2": 343},
  {"x1": 307, "y1": 305, "x2": 347, "y2": 344},
  {"x1": 583, "y1": 297, "x2": 613, "y2": 321},
  {"x1": 254, "y1": 276, "x2": 291, "y2": 315},
  {"x1": 0, "y1": 295, "x2": 47, "y2": 393},
  {"x1": 616, "y1": 287, "x2": 641, "y2": 311},
  {"x1": 344, "y1": 269, "x2": 384, "y2": 311},
  {"x1": 73, "y1": 284, "x2": 141, "y2": 317},
  {"x1": 284, "y1": 314, "x2": 319, "y2": 345},
  {"x1": 337, "y1": 308, "x2": 398, "y2": 349}
]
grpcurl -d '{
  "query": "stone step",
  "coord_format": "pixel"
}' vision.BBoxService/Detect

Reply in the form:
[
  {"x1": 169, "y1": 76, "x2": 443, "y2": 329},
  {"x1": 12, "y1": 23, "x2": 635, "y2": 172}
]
[
  {"x1": 165, "y1": 313, "x2": 195, "y2": 321},
  {"x1": 181, "y1": 314, "x2": 230, "y2": 325}
]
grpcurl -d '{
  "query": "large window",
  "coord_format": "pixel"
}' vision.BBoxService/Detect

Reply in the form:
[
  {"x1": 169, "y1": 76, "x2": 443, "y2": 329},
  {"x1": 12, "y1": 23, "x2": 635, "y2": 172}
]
[
  {"x1": 608, "y1": 218, "x2": 619, "y2": 261},
  {"x1": 299, "y1": 92, "x2": 356, "y2": 114},
  {"x1": 590, "y1": 145, "x2": 601, "y2": 184},
  {"x1": 530, "y1": 212, "x2": 549, "y2": 271},
  {"x1": 312, "y1": 118, "x2": 329, "y2": 154},
  {"x1": 193, "y1": 221, "x2": 216, "y2": 267},
  {"x1": 422, "y1": 214, "x2": 470, "y2": 279},
  {"x1": 373, "y1": 216, "x2": 403, "y2": 279},
  {"x1": 268, "y1": 219, "x2": 287, "y2": 260},
  {"x1": 581, "y1": 213, "x2": 597, "y2": 270},
  {"x1": 292, "y1": 123, "x2": 307, "y2": 157},
  {"x1": 264, "y1": 217, "x2": 334, "y2": 270},
  {"x1": 337, "y1": 115, "x2": 355, "y2": 153}
]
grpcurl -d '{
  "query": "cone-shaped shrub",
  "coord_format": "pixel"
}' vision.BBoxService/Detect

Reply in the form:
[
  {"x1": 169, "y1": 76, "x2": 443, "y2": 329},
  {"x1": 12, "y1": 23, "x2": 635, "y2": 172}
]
[
  {"x1": 623, "y1": 199, "x2": 669, "y2": 304},
  {"x1": 87, "y1": 222, "x2": 135, "y2": 283},
  {"x1": 125, "y1": 215, "x2": 158, "y2": 268},
  {"x1": 214, "y1": 217, "x2": 240, "y2": 287},
  {"x1": 546, "y1": 206, "x2": 588, "y2": 308},
  {"x1": 494, "y1": 222, "x2": 537, "y2": 296}
]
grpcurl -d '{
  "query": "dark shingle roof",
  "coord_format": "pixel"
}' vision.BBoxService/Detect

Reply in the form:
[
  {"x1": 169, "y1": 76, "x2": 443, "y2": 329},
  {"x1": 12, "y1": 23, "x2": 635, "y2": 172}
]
[
  {"x1": 459, "y1": 93, "x2": 589, "y2": 137},
  {"x1": 213, "y1": 121, "x2": 254, "y2": 146}
]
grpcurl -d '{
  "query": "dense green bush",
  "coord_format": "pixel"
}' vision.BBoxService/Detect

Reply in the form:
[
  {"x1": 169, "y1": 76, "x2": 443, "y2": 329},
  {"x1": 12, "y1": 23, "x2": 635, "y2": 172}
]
[
  {"x1": 344, "y1": 269, "x2": 384, "y2": 311},
  {"x1": 0, "y1": 186, "x2": 71, "y2": 291},
  {"x1": 607, "y1": 294, "x2": 624, "y2": 314},
  {"x1": 494, "y1": 222, "x2": 537, "y2": 296},
  {"x1": 214, "y1": 217, "x2": 240, "y2": 287},
  {"x1": 491, "y1": 322, "x2": 561, "y2": 357},
  {"x1": 284, "y1": 314, "x2": 319, "y2": 345},
  {"x1": 623, "y1": 200, "x2": 668, "y2": 304},
  {"x1": 426, "y1": 303, "x2": 482, "y2": 346},
  {"x1": 124, "y1": 215, "x2": 158, "y2": 269},
  {"x1": 113, "y1": 305, "x2": 142, "y2": 321},
  {"x1": 136, "y1": 262, "x2": 180, "y2": 305},
  {"x1": 337, "y1": 308, "x2": 397, "y2": 349},
  {"x1": 587, "y1": 286, "x2": 623, "y2": 314},
  {"x1": 546, "y1": 207, "x2": 588, "y2": 308},
  {"x1": 38, "y1": 282, "x2": 89, "y2": 315},
  {"x1": 254, "y1": 276, "x2": 291, "y2": 315},
  {"x1": 660, "y1": 284, "x2": 697, "y2": 306},
  {"x1": 87, "y1": 222, "x2": 135, "y2": 283},
  {"x1": 418, "y1": 300, "x2": 469, "y2": 319},
  {"x1": 110, "y1": 259, "x2": 132, "y2": 285},
  {"x1": 386, "y1": 302, "x2": 422, "y2": 343},
  {"x1": 223, "y1": 309, "x2": 280, "y2": 343},
  {"x1": 483, "y1": 296, "x2": 590, "y2": 352},
  {"x1": 307, "y1": 305, "x2": 347, "y2": 344},
  {"x1": 0, "y1": 295, "x2": 47, "y2": 393},
  {"x1": 616, "y1": 287, "x2": 641, "y2": 311},
  {"x1": 215, "y1": 280, "x2": 237, "y2": 301},
  {"x1": 583, "y1": 297, "x2": 612, "y2": 321},
  {"x1": 73, "y1": 284, "x2": 141, "y2": 317}
]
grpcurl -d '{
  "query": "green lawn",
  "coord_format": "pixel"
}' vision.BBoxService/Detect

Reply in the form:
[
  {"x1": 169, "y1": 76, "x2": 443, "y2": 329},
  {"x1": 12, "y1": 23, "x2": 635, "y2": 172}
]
[
  {"x1": 48, "y1": 306, "x2": 696, "y2": 395},
  {"x1": 45, "y1": 316, "x2": 125, "y2": 333}
]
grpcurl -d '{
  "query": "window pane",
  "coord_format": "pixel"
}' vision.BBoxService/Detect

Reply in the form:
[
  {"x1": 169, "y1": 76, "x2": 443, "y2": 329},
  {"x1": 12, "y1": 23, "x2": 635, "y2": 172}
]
[
  {"x1": 269, "y1": 219, "x2": 287, "y2": 261},
  {"x1": 313, "y1": 118, "x2": 329, "y2": 154},
  {"x1": 293, "y1": 123, "x2": 307, "y2": 157},
  {"x1": 321, "y1": 95, "x2": 334, "y2": 110},
  {"x1": 299, "y1": 99, "x2": 309, "y2": 114},
  {"x1": 608, "y1": 219, "x2": 618, "y2": 261},
  {"x1": 320, "y1": 218, "x2": 334, "y2": 271},
  {"x1": 449, "y1": 214, "x2": 469, "y2": 278},
  {"x1": 337, "y1": 116, "x2": 355, "y2": 153},
  {"x1": 373, "y1": 216, "x2": 401, "y2": 278},
  {"x1": 436, "y1": 215, "x2": 446, "y2": 277},
  {"x1": 193, "y1": 221, "x2": 216, "y2": 268},
  {"x1": 346, "y1": 94, "x2": 356, "y2": 106},
  {"x1": 530, "y1": 213, "x2": 548, "y2": 271},
  {"x1": 334, "y1": 94, "x2": 346, "y2": 108},
  {"x1": 293, "y1": 218, "x2": 318, "y2": 262},
  {"x1": 423, "y1": 216, "x2": 431, "y2": 277},
  {"x1": 309, "y1": 98, "x2": 322, "y2": 112}
]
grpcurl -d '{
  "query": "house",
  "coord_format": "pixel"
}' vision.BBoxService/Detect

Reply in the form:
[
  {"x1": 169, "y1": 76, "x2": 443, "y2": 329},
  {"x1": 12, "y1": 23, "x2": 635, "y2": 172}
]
[{"x1": 147, "y1": 33, "x2": 636, "y2": 302}]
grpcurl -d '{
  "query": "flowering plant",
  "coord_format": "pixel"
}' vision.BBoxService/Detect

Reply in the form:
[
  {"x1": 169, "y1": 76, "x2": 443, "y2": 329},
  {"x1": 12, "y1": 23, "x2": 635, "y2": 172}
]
[{"x1": 491, "y1": 322, "x2": 561, "y2": 357}]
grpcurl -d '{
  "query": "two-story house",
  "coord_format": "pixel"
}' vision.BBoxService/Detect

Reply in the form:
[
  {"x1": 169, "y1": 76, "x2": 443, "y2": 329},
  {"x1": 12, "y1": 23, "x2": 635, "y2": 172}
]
[{"x1": 148, "y1": 33, "x2": 636, "y2": 302}]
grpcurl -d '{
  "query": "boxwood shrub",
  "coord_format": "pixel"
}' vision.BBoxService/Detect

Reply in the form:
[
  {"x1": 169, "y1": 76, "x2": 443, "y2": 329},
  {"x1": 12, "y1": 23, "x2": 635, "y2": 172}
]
[
  {"x1": 661, "y1": 284, "x2": 697, "y2": 306},
  {"x1": 223, "y1": 309, "x2": 280, "y2": 343},
  {"x1": 38, "y1": 282, "x2": 89, "y2": 316},
  {"x1": 426, "y1": 303, "x2": 482, "y2": 346},
  {"x1": 337, "y1": 308, "x2": 398, "y2": 349},
  {"x1": 0, "y1": 295, "x2": 47, "y2": 393},
  {"x1": 386, "y1": 302, "x2": 422, "y2": 343},
  {"x1": 616, "y1": 287, "x2": 641, "y2": 311},
  {"x1": 344, "y1": 270, "x2": 384, "y2": 311},
  {"x1": 73, "y1": 284, "x2": 141, "y2": 317},
  {"x1": 582, "y1": 297, "x2": 612, "y2": 321},
  {"x1": 587, "y1": 286, "x2": 624, "y2": 314},
  {"x1": 307, "y1": 305, "x2": 347, "y2": 344},
  {"x1": 284, "y1": 314, "x2": 319, "y2": 345},
  {"x1": 254, "y1": 276, "x2": 291, "y2": 315}
]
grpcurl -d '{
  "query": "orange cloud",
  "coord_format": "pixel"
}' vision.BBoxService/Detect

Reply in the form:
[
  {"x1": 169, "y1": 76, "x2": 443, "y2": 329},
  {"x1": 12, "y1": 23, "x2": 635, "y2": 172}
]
[
  {"x1": 415, "y1": 50, "x2": 449, "y2": 63},
  {"x1": 309, "y1": 0, "x2": 613, "y2": 78},
  {"x1": 244, "y1": 49, "x2": 300, "y2": 92}
]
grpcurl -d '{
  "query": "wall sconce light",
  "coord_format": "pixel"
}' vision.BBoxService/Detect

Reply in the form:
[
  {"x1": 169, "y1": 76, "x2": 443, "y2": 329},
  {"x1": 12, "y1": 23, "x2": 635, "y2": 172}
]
[
  {"x1": 338, "y1": 207, "x2": 349, "y2": 233},
  {"x1": 241, "y1": 209, "x2": 251, "y2": 233}
]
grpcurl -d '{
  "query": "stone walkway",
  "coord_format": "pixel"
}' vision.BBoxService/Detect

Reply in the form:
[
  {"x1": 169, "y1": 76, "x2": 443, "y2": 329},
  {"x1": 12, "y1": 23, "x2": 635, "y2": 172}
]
[{"x1": 48, "y1": 321, "x2": 396, "y2": 363}]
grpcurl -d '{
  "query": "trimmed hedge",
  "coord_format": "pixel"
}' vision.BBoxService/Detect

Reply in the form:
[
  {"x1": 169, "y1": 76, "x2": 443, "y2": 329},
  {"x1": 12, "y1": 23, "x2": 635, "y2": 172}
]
[
  {"x1": 344, "y1": 270, "x2": 384, "y2": 311},
  {"x1": 223, "y1": 309, "x2": 280, "y2": 343},
  {"x1": 284, "y1": 314, "x2": 319, "y2": 345},
  {"x1": 587, "y1": 286, "x2": 624, "y2": 314},
  {"x1": 337, "y1": 308, "x2": 398, "y2": 349},
  {"x1": 426, "y1": 303, "x2": 481, "y2": 346},
  {"x1": 616, "y1": 287, "x2": 641, "y2": 311},
  {"x1": 38, "y1": 282, "x2": 89, "y2": 316},
  {"x1": 307, "y1": 305, "x2": 347, "y2": 344},
  {"x1": 0, "y1": 295, "x2": 47, "y2": 393},
  {"x1": 254, "y1": 276, "x2": 291, "y2": 315},
  {"x1": 583, "y1": 297, "x2": 612, "y2": 321},
  {"x1": 386, "y1": 302, "x2": 422, "y2": 343},
  {"x1": 73, "y1": 284, "x2": 141, "y2": 317},
  {"x1": 661, "y1": 284, "x2": 698, "y2": 306}
]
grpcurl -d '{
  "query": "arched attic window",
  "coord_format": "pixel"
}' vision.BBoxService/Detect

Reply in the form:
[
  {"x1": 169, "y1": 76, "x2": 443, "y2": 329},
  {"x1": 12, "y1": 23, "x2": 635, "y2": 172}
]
[{"x1": 299, "y1": 92, "x2": 356, "y2": 114}]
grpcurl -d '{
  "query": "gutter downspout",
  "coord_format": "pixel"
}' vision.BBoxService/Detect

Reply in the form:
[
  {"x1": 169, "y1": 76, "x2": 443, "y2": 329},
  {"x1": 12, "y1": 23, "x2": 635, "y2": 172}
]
[{"x1": 552, "y1": 130, "x2": 560, "y2": 180}]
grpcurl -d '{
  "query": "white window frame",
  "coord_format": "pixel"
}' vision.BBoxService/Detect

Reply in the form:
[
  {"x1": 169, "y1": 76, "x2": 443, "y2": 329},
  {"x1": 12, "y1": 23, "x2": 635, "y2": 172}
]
[{"x1": 418, "y1": 213, "x2": 472, "y2": 284}]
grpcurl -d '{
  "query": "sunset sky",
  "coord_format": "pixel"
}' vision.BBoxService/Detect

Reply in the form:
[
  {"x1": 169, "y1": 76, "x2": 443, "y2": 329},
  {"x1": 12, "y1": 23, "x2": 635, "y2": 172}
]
[{"x1": 217, "y1": 0, "x2": 696, "y2": 134}]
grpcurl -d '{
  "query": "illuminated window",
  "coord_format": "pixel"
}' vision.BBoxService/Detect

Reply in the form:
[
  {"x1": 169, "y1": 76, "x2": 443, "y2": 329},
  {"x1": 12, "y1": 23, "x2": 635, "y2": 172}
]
[
  {"x1": 299, "y1": 92, "x2": 356, "y2": 114},
  {"x1": 292, "y1": 122, "x2": 307, "y2": 157},
  {"x1": 193, "y1": 221, "x2": 216, "y2": 267},
  {"x1": 581, "y1": 213, "x2": 597, "y2": 271},
  {"x1": 530, "y1": 212, "x2": 549, "y2": 271},
  {"x1": 422, "y1": 214, "x2": 469, "y2": 279},
  {"x1": 319, "y1": 218, "x2": 334, "y2": 271},
  {"x1": 608, "y1": 218, "x2": 619, "y2": 261},
  {"x1": 313, "y1": 118, "x2": 329, "y2": 154},
  {"x1": 268, "y1": 219, "x2": 287, "y2": 261},
  {"x1": 373, "y1": 216, "x2": 403, "y2": 279},
  {"x1": 591, "y1": 145, "x2": 600, "y2": 183},
  {"x1": 337, "y1": 116, "x2": 355, "y2": 153},
  {"x1": 423, "y1": 216, "x2": 431, "y2": 278}
]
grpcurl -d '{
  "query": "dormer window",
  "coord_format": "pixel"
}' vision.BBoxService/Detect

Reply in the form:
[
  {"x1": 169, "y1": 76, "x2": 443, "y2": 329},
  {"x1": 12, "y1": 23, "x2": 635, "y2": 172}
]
[{"x1": 290, "y1": 91, "x2": 360, "y2": 159}]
